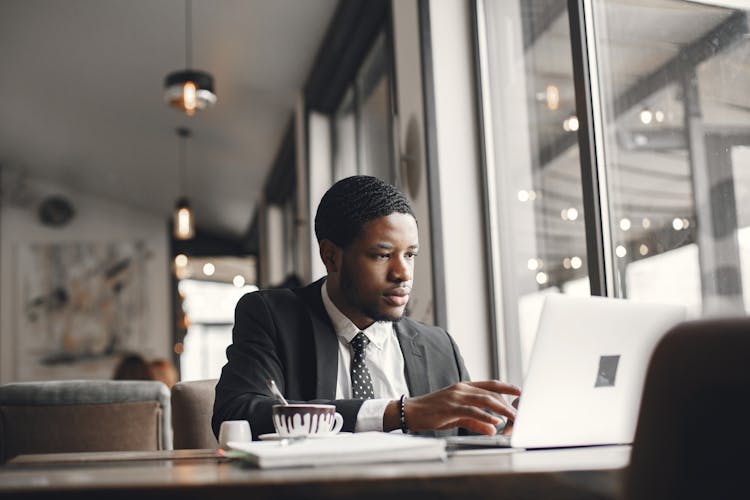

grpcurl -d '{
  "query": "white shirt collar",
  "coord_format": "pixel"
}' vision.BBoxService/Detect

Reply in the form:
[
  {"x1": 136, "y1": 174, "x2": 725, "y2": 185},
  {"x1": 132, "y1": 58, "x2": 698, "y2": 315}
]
[{"x1": 321, "y1": 279, "x2": 391, "y2": 350}]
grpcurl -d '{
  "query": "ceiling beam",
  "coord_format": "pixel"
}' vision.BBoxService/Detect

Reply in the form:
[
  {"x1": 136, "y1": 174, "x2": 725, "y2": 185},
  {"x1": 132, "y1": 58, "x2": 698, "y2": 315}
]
[{"x1": 304, "y1": 0, "x2": 389, "y2": 114}]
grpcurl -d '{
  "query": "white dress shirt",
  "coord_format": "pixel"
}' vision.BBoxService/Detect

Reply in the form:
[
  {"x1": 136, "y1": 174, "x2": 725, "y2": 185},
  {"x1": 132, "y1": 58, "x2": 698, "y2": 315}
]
[{"x1": 321, "y1": 281, "x2": 410, "y2": 432}]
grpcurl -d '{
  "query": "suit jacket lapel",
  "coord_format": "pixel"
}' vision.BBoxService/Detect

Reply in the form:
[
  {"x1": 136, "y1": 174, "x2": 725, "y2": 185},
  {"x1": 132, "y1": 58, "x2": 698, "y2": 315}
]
[
  {"x1": 296, "y1": 279, "x2": 338, "y2": 400},
  {"x1": 395, "y1": 320, "x2": 431, "y2": 396}
]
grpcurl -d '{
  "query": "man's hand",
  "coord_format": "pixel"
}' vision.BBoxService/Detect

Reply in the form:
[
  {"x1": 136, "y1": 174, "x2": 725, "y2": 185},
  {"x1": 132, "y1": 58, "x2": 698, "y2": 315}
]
[
  {"x1": 384, "y1": 381, "x2": 521, "y2": 435},
  {"x1": 501, "y1": 396, "x2": 521, "y2": 436}
]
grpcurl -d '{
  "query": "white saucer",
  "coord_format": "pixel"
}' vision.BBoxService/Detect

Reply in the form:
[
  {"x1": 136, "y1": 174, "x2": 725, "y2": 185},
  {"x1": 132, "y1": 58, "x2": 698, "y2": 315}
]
[{"x1": 258, "y1": 432, "x2": 349, "y2": 441}]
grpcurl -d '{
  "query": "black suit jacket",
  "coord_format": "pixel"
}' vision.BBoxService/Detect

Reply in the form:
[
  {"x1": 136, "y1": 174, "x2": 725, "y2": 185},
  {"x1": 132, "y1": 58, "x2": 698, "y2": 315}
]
[{"x1": 212, "y1": 278, "x2": 471, "y2": 438}]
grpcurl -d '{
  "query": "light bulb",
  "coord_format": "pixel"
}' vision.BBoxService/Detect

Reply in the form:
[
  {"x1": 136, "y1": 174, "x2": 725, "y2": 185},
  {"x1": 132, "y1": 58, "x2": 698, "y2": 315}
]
[
  {"x1": 176, "y1": 206, "x2": 194, "y2": 239},
  {"x1": 183, "y1": 81, "x2": 197, "y2": 116}
]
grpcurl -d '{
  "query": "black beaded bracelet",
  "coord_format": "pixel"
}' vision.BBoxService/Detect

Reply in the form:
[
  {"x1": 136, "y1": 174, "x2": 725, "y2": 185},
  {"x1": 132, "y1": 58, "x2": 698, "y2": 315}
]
[{"x1": 398, "y1": 394, "x2": 408, "y2": 433}]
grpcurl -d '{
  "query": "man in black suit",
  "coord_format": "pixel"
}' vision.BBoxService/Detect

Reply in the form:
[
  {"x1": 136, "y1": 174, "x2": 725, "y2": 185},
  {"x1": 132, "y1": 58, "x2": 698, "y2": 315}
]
[{"x1": 213, "y1": 175, "x2": 519, "y2": 439}]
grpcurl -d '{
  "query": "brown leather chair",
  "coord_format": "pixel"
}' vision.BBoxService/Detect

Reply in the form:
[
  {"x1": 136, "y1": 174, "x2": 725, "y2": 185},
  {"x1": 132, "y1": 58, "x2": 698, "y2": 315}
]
[
  {"x1": 626, "y1": 317, "x2": 750, "y2": 499},
  {"x1": 171, "y1": 379, "x2": 219, "y2": 449},
  {"x1": 0, "y1": 380, "x2": 172, "y2": 463}
]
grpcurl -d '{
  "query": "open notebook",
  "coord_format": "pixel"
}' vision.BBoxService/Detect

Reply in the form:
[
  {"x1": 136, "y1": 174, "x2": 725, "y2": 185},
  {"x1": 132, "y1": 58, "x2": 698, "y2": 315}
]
[{"x1": 227, "y1": 432, "x2": 446, "y2": 469}]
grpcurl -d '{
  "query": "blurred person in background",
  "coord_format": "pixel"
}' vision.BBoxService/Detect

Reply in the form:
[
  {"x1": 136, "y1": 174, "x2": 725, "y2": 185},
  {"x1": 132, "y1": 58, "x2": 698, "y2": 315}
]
[
  {"x1": 150, "y1": 358, "x2": 179, "y2": 389},
  {"x1": 112, "y1": 353, "x2": 152, "y2": 381}
]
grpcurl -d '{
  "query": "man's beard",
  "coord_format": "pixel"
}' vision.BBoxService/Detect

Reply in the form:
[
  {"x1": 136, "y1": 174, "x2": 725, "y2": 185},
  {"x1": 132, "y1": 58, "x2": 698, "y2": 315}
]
[{"x1": 340, "y1": 266, "x2": 404, "y2": 323}]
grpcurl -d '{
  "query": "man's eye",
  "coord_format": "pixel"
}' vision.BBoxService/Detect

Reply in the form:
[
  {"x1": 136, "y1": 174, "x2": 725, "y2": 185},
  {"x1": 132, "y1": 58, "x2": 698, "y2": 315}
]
[
  {"x1": 374, "y1": 254, "x2": 390, "y2": 260},
  {"x1": 406, "y1": 252, "x2": 419, "y2": 259}
]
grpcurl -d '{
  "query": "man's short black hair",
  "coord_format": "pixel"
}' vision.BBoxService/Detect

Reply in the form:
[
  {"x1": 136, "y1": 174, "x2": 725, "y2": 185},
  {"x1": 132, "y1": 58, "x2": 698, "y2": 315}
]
[{"x1": 314, "y1": 175, "x2": 416, "y2": 247}]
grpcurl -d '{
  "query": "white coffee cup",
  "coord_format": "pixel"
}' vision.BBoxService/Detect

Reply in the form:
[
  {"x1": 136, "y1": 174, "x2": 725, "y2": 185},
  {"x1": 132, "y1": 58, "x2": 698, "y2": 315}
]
[
  {"x1": 218, "y1": 420, "x2": 252, "y2": 449},
  {"x1": 272, "y1": 404, "x2": 344, "y2": 437}
]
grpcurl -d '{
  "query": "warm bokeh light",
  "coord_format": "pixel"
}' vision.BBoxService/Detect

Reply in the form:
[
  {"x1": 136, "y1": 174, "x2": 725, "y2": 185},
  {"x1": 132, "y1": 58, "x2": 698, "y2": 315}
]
[
  {"x1": 203, "y1": 262, "x2": 215, "y2": 276},
  {"x1": 546, "y1": 84, "x2": 560, "y2": 111},
  {"x1": 563, "y1": 115, "x2": 579, "y2": 132},
  {"x1": 639, "y1": 108, "x2": 653, "y2": 124},
  {"x1": 175, "y1": 254, "x2": 188, "y2": 267}
]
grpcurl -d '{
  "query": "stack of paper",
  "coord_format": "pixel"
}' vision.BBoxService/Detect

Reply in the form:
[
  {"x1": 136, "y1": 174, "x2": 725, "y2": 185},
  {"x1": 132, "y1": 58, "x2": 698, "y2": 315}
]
[{"x1": 227, "y1": 432, "x2": 446, "y2": 469}]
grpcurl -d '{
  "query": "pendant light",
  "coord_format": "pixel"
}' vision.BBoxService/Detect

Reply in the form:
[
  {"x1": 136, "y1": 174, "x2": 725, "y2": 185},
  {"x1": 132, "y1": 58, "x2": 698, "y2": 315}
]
[
  {"x1": 174, "y1": 127, "x2": 195, "y2": 240},
  {"x1": 164, "y1": 0, "x2": 217, "y2": 116}
]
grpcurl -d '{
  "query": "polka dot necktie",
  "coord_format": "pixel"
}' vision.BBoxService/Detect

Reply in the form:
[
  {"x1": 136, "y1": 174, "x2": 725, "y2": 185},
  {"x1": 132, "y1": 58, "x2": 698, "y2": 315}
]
[{"x1": 350, "y1": 332, "x2": 375, "y2": 399}]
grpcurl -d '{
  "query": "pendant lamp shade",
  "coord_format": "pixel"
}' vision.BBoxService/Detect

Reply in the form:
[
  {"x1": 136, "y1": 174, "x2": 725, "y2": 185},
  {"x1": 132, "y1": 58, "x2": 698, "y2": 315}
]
[
  {"x1": 165, "y1": 70, "x2": 217, "y2": 116},
  {"x1": 164, "y1": 0, "x2": 216, "y2": 116}
]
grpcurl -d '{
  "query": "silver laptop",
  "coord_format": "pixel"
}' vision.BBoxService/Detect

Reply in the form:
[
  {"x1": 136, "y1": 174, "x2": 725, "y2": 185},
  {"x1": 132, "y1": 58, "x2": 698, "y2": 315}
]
[{"x1": 447, "y1": 294, "x2": 686, "y2": 449}]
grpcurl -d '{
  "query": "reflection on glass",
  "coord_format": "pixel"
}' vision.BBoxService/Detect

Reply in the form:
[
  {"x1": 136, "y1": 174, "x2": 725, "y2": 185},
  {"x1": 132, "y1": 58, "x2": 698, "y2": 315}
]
[
  {"x1": 592, "y1": 0, "x2": 750, "y2": 316},
  {"x1": 481, "y1": 0, "x2": 588, "y2": 382}
]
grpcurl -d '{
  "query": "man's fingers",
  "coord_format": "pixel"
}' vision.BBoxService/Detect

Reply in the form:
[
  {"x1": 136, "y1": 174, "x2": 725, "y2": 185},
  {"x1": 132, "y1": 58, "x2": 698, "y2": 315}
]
[
  {"x1": 501, "y1": 419, "x2": 514, "y2": 436},
  {"x1": 458, "y1": 392, "x2": 517, "y2": 420},
  {"x1": 458, "y1": 419, "x2": 499, "y2": 436},
  {"x1": 465, "y1": 380, "x2": 522, "y2": 396}
]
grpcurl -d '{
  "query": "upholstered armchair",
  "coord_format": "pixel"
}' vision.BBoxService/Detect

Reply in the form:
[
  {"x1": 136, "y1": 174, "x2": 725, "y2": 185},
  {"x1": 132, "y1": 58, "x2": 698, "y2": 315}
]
[{"x1": 171, "y1": 379, "x2": 219, "y2": 449}]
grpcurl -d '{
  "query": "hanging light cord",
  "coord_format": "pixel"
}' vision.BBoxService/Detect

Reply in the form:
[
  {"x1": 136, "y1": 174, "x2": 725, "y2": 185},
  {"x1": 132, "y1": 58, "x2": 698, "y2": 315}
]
[
  {"x1": 185, "y1": 0, "x2": 192, "y2": 69},
  {"x1": 177, "y1": 128, "x2": 190, "y2": 198}
]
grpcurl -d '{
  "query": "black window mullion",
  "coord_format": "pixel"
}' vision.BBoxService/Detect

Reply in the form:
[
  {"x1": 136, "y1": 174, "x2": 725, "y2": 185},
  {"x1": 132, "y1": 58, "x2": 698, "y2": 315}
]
[{"x1": 567, "y1": 0, "x2": 608, "y2": 297}]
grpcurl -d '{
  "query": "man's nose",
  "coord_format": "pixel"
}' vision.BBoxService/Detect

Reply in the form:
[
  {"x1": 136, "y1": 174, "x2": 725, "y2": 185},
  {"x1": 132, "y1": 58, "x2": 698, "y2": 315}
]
[{"x1": 389, "y1": 256, "x2": 413, "y2": 283}]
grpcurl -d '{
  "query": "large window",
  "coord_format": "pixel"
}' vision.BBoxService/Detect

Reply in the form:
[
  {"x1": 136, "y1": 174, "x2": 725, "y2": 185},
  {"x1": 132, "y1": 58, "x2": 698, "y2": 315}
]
[
  {"x1": 478, "y1": 0, "x2": 589, "y2": 381},
  {"x1": 331, "y1": 31, "x2": 396, "y2": 183},
  {"x1": 591, "y1": 0, "x2": 750, "y2": 316},
  {"x1": 478, "y1": 0, "x2": 750, "y2": 383}
]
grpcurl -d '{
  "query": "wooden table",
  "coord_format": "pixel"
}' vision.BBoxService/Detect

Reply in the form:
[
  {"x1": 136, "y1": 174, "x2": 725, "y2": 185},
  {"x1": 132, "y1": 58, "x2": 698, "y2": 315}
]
[{"x1": 0, "y1": 446, "x2": 629, "y2": 500}]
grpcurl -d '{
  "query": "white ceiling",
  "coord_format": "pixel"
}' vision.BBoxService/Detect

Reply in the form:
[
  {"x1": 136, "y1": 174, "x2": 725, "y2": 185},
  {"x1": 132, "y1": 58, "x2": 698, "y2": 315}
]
[{"x1": 0, "y1": 0, "x2": 338, "y2": 239}]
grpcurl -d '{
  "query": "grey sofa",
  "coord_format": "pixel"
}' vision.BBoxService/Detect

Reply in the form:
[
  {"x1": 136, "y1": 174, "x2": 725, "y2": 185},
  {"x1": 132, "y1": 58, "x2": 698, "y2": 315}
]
[{"x1": 0, "y1": 379, "x2": 172, "y2": 462}]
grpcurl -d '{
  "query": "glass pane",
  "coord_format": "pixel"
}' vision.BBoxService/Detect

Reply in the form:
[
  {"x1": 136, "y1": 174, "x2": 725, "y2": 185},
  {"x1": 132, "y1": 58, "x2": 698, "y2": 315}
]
[
  {"x1": 592, "y1": 0, "x2": 750, "y2": 316},
  {"x1": 482, "y1": 0, "x2": 589, "y2": 382},
  {"x1": 333, "y1": 86, "x2": 358, "y2": 181},
  {"x1": 357, "y1": 33, "x2": 395, "y2": 182}
]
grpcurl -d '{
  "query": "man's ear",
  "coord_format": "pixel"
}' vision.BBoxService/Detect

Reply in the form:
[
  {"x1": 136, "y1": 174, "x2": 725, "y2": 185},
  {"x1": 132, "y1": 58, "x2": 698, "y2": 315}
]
[{"x1": 319, "y1": 240, "x2": 341, "y2": 274}]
